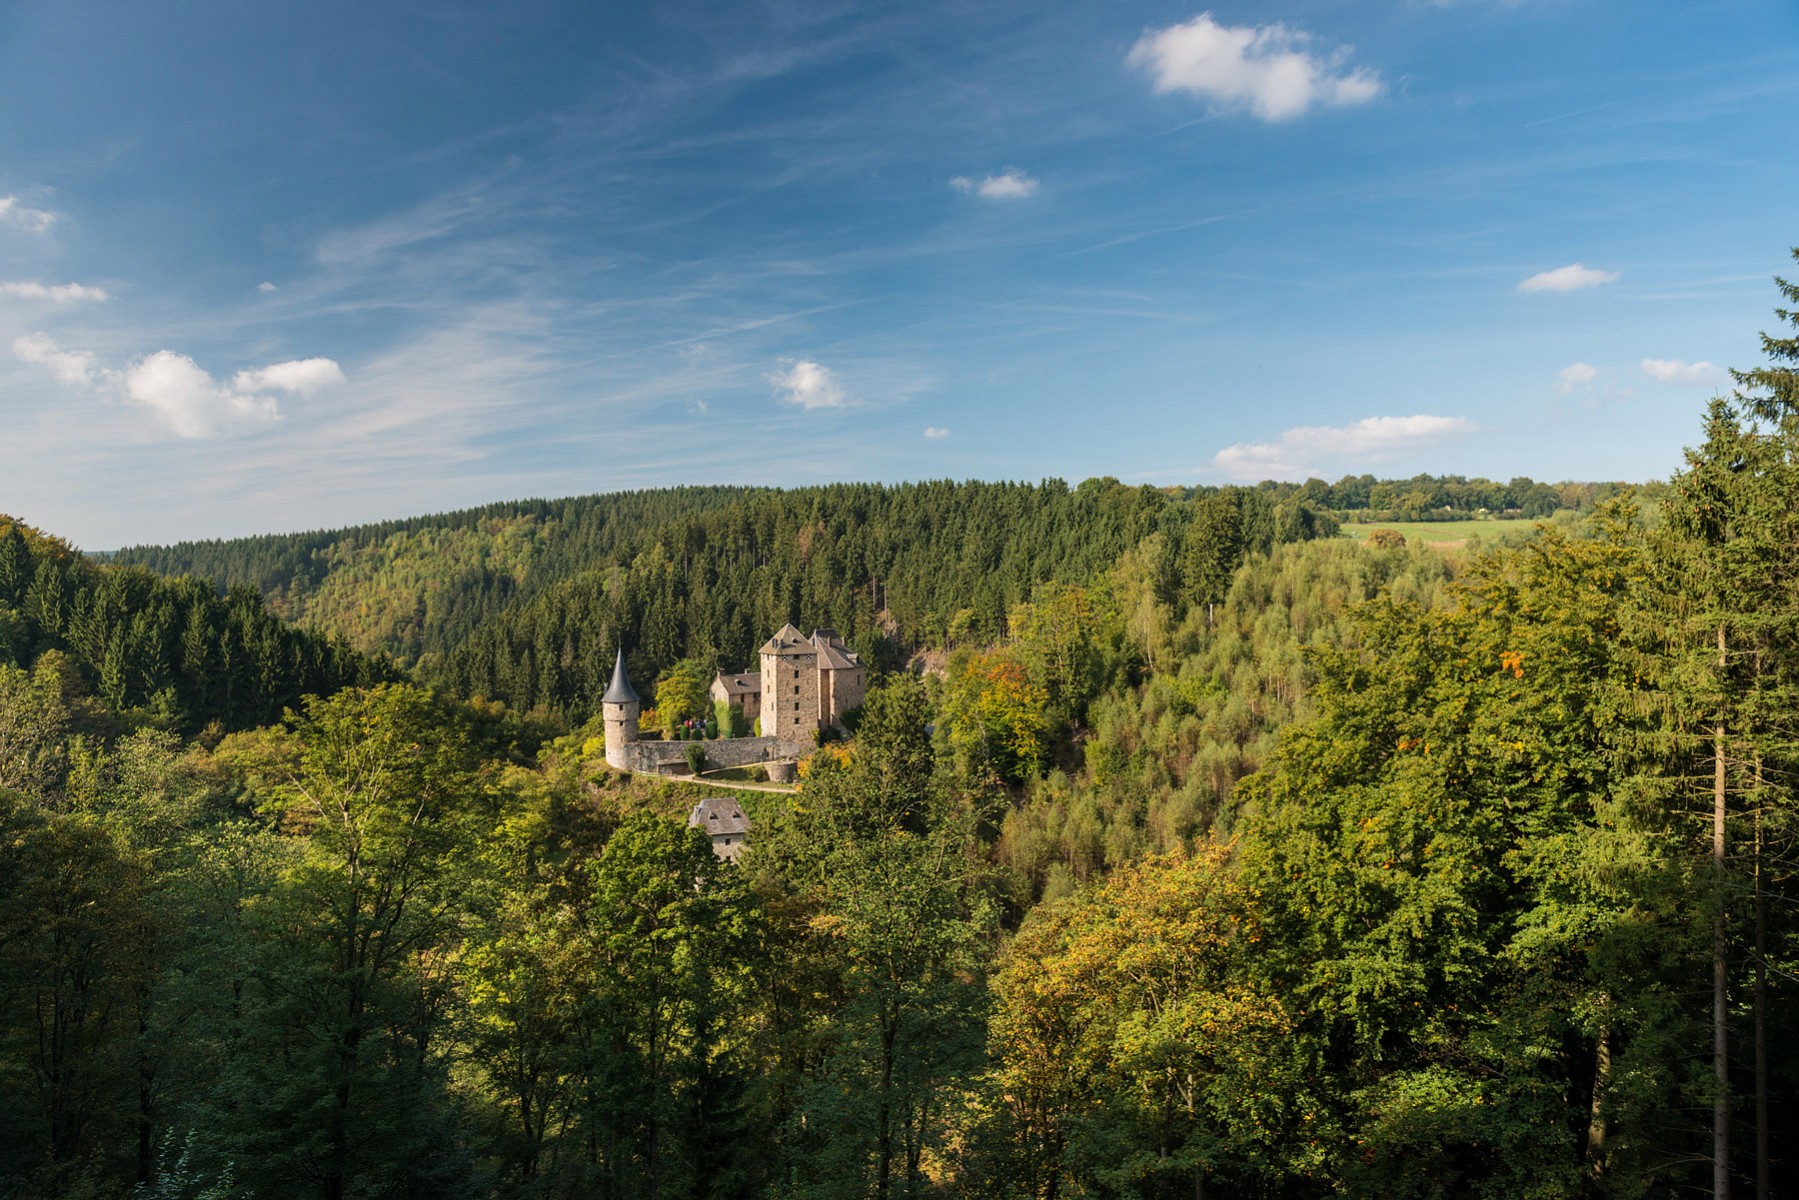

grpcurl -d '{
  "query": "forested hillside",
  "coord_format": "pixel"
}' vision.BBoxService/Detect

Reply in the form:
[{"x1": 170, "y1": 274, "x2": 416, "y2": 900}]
[
  {"x1": 4, "y1": 256, "x2": 1796, "y2": 1199},
  {"x1": 109, "y1": 487, "x2": 760, "y2": 671},
  {"x1": 111, "y1": 474, "x2": 1617, "y2": 709},
  {"x1": 0, "y1": 518, "x2": 388, "y2": 733}
]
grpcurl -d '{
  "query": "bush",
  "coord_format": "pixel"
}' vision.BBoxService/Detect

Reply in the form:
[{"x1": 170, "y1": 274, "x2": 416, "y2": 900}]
[{"x1": 683, "y1": 742, "x2": 706, "y2": 774}]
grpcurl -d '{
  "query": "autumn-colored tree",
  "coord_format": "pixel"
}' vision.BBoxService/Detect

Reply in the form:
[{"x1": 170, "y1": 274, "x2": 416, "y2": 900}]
[
  {"x1": 940, "y1": 649, "x2": 1051, "y2": 785},
  {"x1": 984, "y1": 844, "x2": 1297, "y2": 1199}
]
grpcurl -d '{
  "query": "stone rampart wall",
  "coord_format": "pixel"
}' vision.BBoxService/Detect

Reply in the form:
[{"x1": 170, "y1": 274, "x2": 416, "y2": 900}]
[{"x1": 620, "y1": 735, "x2": 811, "y2": 775}]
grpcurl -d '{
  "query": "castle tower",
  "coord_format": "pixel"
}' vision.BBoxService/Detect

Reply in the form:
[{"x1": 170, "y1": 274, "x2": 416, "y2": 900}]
[
  {"x1": 601, "y1": 649, "x2": 641, "y2": 769},
  {"x1": 759, "y1": 622, "x2": 819, "y2": 740}
]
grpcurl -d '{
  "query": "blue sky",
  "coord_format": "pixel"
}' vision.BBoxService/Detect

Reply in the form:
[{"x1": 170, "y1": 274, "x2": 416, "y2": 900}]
[{"x1": 2, "y1": 0, "x2": 1795, "y2": 548}]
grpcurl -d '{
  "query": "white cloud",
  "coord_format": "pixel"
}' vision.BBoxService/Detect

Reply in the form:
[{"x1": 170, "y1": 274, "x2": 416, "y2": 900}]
[
  {"x1": 0, "y1": 196, "x2": 58, "y2": 233},
  {"x1": 125, "y1": 352, "x2": 282, "y2": 438},
  {"x1": 770, "y1": 359, "x2": 846, "y2": 410},
  {"x1": 923, "y1": 426, "x2": 950, "y2": 439},
  {"x1": 13, "y1": 333, "x2": 110, "y2": 389},
  {"x1": 1211, "y1": 414, "x2": 1476, "y2": 480},
  {"x1": 12, "y1": 333, "x2": 341, "y2": 437},
  {"x1": 1641, "y1": 357, "x2": 1727, "y2": 385},
  {"x1": 1557, "y1": 361, "x2": 1598, "y2": 394},
  {"x1": 231, "y1": 357, "x2": 346, "y2": 396},
  {"x1": 1517, "y1": 263, "x2": 1619, "y2": 293},
  {"x1": 0, "y1": 281, "x2": 108, "y2": 303},
  {"x1": 1127, "y1": 12, "x2": 1382, "y2": 122},
  {"x1": 257, "y1": 281, "x2": 279, "y2": 293},
  {"x1": 950, "y1": 169, "x2": 1039, "y2": 200}
]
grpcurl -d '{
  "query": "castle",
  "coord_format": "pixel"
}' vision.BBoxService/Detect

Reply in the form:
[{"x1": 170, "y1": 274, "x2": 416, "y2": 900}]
[
  {"x1": 712, "y1": 624, "x2": 867, "y2": 739},
  {"x1": 601, "y1": 623, "x2": 866, "y2": 775}
]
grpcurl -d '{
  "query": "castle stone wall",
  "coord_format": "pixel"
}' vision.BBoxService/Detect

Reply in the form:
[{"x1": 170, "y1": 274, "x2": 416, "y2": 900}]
[{"x1": 619, "y1": 735, "x2": 811, "y2": 775}]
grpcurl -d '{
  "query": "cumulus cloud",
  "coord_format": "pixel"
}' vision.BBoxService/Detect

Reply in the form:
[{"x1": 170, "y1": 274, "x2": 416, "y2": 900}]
[
  {"x1": 950, "y1": 169, "x2": 1039, "y2": 200},
  {"x1": 1211, "y1": 414, "x2": 1476, "y2": 480},
  {"x1": 13, "y1": 333, "x2": 109, "y2": 389},
  {"x1": 1641, "y1": 357, "x2": 1727, "y2": 385},
  {"x1": 770, "y1": 359, "x2": 846, "y2": 410},
  {"x1": 123, "y1": 352, "x2": 283, "y2": 438},
  {"x1": 12, "y1": 333, "x2": 342, "y2": 437},
  {"x1": 0, "y1": 196, "x2": 58, "y2": 233},
  {"x1": 231, "y1": 357, "x2": 346, "y2": 396},
  {"x1": 0, "y1": 281, "x2": 108, "y2": 303},
  {"x1": 1517, "y1": 263, "x2": 1619, "y2": 293},
  {"x1": 924, "y1": 426, "x2": 950, "y2": 439},
  {"x1": 257, "y1": 281, "x2": 279, "y2": 293},
  {"x1": 1557, "y1": 362, "x2": 1598, "y2": 394},
  {"x1": 1127, "y1": 12, "x2": 1382, "y2": 121}
]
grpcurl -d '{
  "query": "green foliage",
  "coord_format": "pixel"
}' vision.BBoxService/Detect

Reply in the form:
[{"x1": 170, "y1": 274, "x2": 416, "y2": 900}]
[
  {"x1": 939, "y1": 647, "x2": 1052, "y2": 785},
  {"x1": 655, "y1": 658, "x2": 710, "y2": 734},
  {"x1": 983, "y1": 845, "x2": 1300, "y2": 1198},
  {"x1": 8, "y1": 261, "x2": 1799, "y2": 1198},
  {"x1": 0, "y1": 516, "x2": 388, "y2": 734}
]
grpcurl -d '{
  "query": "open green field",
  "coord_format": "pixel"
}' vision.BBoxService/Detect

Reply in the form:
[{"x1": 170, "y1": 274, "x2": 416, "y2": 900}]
[{"x1": 1340, "y1": 518, "x2": 1548, "y2": 547}]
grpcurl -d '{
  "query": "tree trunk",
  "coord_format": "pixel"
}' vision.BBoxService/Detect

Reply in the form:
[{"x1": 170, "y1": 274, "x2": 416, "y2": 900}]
[
  {"x1": 876, "y1": 1008, "x2": 897, "y2": 1200},
  {"x1": 1586, "y1": 1023, "x2": 1611, "y2": 1179},
  {"x1": 1754, "y1": 808, "x2": 1768, "y2": 1200},
  {"x1": 1713, "y1": 620, "x2": 1730, "y2": 1200}
]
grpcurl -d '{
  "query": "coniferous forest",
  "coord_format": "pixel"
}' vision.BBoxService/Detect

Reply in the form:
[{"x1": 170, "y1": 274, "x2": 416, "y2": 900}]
[{"x1": 2, "y1": 257, "x2": 1798, "y2": 1199}]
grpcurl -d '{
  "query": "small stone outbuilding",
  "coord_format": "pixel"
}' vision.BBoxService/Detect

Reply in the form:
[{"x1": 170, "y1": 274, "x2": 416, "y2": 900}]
[{"x1": 688, "y1": 796, "x2": 751, "y2": 861}]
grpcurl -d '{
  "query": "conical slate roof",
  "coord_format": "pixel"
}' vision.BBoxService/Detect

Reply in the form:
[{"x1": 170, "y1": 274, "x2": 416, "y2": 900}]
[{"x1": 602, "y1": 649, "x2": 640, "y2": 705}]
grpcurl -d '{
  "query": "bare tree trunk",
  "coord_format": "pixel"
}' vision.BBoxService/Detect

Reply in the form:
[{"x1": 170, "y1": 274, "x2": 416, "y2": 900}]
[
  {"x1": 1754, "y1": 807, "x2": 1768, "y2": 1200},
  {"x1": 1714, "y1": 624, "x2": 1730, "y2": 1200},
  {"x1": 1586, "y1": 1023, "x2": 1611, "y2": 1179}
]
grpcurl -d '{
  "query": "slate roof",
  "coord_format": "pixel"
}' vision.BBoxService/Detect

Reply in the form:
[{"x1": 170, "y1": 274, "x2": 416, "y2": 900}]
[
  {"x1": 688, "y1": 796, "x2": 751, "y2": 837},
  {"x1": 813, "y1": 641, "x2": 860, "y2": 671},
  {"x1": 713, "y1": 670, "x2": 761, "y2": 696},
  {"x1": 760, "y1": 622, "x2": 811, "y2": 654},
  {"x1": 601, "y1": 649, "x2": 640, "y2": 705},
  {"x1": 810, "y1": 629, "x2": 862, "y2": 671}
]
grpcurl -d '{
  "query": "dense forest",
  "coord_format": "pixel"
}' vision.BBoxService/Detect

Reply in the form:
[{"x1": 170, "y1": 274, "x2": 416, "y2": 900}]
[
  {"x1": 107, "y1": 473, "x2": 1628, "y2": 694},
  {"x1": 3, "y1": 254, "x2": 1798, "y2": 1199}
]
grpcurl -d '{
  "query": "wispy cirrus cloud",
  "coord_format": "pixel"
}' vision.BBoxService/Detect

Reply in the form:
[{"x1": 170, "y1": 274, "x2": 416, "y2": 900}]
[
  {"x1": 1212, "y1": 414, "x2": 1476, "y2": 480},
  {"x1": 12, "y1": 333, "x2": 342, "y2": 438},
  {"x1": 923, "y1": 426, "x2": 949, "y2": 439},
  {"x1": 1640, "y1": 357, "x2": 1727, "y2": 385},
  {"x1": 1127, "y1": 13, "x2": 1382, "y2": 122},
  {"x1": 1517, "y1": 263, "x2": 1619, "y2": 293},
  {"x1": 951, "y1": 169, "x2": 1039, "y2": 200},
  {"x1": 0, "y1": 195, "x2": 59, "y2": 233},
  {"x1": 770, "y1": 358, "x2": 847, "y2": 409},
  {"x1": 0, "y1": 281, "x2": 109, "y2": 303}
]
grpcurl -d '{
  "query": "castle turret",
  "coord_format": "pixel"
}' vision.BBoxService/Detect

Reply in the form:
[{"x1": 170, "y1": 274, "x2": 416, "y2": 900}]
[{"x1": 601, "y1": 649, "x2": 641, "y2": 769}]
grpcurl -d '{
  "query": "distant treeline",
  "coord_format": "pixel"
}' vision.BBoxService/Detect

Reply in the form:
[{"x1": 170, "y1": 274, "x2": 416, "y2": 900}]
[
  {"x1": 1290, "y1": 473, "x2": 1656, "y2": 522},
  {"x1": 1, "y1": 518, "x2": 389, "y2": 732},
  {"x1": 106, "y1": 473, "x2": 1643, "y2": 725}
]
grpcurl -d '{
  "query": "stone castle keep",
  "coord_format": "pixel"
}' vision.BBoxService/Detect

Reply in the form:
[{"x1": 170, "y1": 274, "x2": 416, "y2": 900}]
[{"x1": 602, "y1": 624, "x2": 866, "y2": 776}]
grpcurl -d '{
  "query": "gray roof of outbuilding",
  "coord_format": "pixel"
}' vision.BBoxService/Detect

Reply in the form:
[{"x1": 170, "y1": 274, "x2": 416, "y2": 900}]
[
  {"x1": 688, "y1": 796, "x2": 750, "y2": 836},
  {"x1": 713, "y1": 671, "x2": 761, "y2": 694},
  {"x1": 602, "y1": 649, "x2": 640, "y2": 704}
]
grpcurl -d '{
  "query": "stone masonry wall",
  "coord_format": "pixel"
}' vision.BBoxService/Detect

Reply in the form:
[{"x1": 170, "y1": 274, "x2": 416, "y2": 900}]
[
  {"x1": 761, "y1": 645, "x2": 819, "y2": 740},
  {"x1": 620, "y1": 735, "x2": 812, "y2": 775}
]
